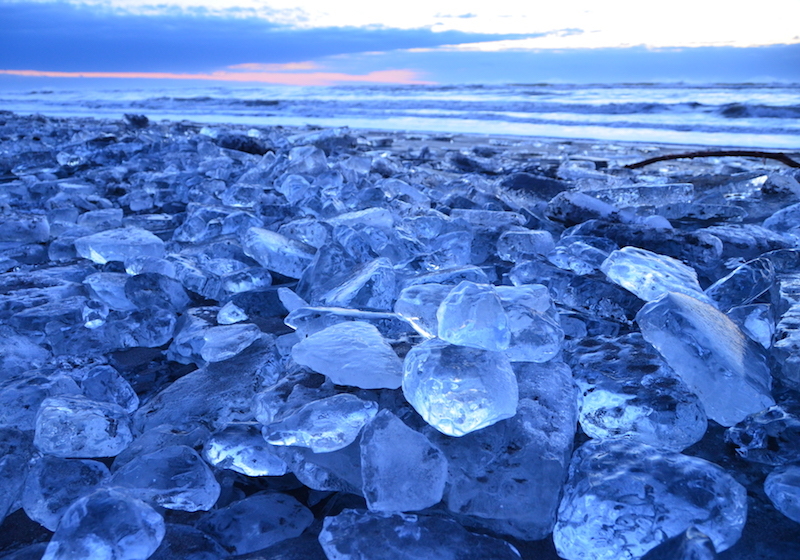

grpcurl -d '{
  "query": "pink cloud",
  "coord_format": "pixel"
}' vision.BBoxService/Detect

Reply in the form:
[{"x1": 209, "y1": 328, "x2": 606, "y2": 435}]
[
  {"x1": 227, "y1": 61, "x2": 320, "y2": 72},
  {"x1": 0, "y1": 68, "x2": 434, "y2": 86}
]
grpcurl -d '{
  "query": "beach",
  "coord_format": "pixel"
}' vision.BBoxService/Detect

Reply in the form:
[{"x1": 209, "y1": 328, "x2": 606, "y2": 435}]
[{"x1": 1, "y1": 110, "x2": 800, "y2": 560}]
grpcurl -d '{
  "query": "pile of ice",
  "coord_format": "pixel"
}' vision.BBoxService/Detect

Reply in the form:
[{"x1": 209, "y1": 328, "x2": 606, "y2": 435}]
[{"x1": 1, "y1": 111, "x2": 800, "y2": 560}]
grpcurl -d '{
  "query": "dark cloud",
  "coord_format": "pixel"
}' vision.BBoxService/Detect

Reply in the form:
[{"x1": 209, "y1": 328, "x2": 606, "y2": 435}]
[{"x1": 0, "y1": 2, "x2": 529, "y2": 72}]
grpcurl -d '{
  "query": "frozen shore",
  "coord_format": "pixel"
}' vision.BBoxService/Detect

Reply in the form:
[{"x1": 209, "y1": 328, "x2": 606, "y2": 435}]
[{"x1": 1, "y1": 111, "x2": 800, "y2": 560}]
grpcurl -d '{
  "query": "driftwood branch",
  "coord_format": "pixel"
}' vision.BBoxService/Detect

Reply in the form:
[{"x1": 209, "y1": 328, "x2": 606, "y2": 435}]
[{"x1": 625, "y1": 150, "x2": 800, "y2": 169}]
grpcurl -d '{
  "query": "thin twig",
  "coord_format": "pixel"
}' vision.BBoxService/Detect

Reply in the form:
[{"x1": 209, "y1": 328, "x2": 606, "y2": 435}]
[{"x1": 625, "y1": 150, "x2": 800, "y2": 169}]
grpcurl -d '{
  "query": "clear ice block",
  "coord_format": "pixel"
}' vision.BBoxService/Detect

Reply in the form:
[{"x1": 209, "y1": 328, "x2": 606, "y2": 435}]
[
  {"x1": 554, "y1": 438, "x2": 747, "y2": 560},
  {"x1": 637, "y1": 291, "x2": 775, "y2": 426},
  {"x1": 436, "y1": 281, "x2": 510, "y2": 351},
  {"x1": 74, "y1": 227, "x2": 165, "y2": 265},
  {"x1": 359, "y1": 410, "x2": 447, "y2": 512},
  {"x1": 403, "y1": 339, "x2": 518, "y2": 437},
  {"x1": 292, "y1": 321, "x2": 403, "y2": 389}
]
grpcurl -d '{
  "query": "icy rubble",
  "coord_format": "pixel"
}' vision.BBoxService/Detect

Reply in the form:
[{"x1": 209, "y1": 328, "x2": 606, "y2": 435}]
[{"x1": 1, "y1": 112, "x2": 800, "y2": 560}]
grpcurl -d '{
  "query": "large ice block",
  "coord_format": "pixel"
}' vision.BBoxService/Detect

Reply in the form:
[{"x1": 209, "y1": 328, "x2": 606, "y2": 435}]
[
  {"x1": 554, "y1": 438, "x2": 747, "y2": 560},
  {"x1": 242, "y1": 226, "x2": 316, "y2": 279},
  {"x1": 602, "y1": 246, "x2": 712, "y2": 304},
  {"x1": 403, "y1": 339, "x2": 518, "y2": 437},
  {"x1": 318, "y1": 509, "x2": 521, "y2": 560},
  {"x1": 74, "y1": 227, "x2": 165, "y2": 264},
  {"x1": 637, "y1": 291, "x2": 775, "y2": 426},
  {"x1": 292, "y1": 321, "x2": 403, "y2": 389},
  {"x1": 436, "y1": 281, "x2": 510, "y2": 351},
  {"x1": 360, "y1": 410, "x2": 447, "y2": 512},
  {"x1": 41, "y1": 488, "x2": 165, "y2": 560},
  {"x1": 265, "y1": 393, "x2": 378, "y2": 453}
]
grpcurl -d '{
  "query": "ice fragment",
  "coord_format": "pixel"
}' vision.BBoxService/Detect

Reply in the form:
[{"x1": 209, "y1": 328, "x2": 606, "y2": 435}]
[{"x1": 74, "y1": 227, "x2": 164, "y2": 265}]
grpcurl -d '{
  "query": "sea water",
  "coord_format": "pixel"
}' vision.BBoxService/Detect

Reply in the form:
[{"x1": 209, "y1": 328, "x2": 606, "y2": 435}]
[{"x1": 1, "y1": 82, "x2": 798, "y2": 148}]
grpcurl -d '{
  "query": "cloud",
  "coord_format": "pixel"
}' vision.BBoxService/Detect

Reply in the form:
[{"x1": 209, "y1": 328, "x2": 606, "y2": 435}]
[
  {"x1": 0, "y1": 1, "x2": 528, "y2": 73},
  {"x1": 0, "y1": 67, "x2": 433, "y2": 86}
]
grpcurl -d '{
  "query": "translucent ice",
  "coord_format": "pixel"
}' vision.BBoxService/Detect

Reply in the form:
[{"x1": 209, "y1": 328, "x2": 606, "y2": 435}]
[
  {"x1": 321, "y1": 257, "x2": 396, "y2": 311},
  {"x1": 199, "y1": 323, "x2": 261, "y2": 363},
  {"x1": 403, "y1": 339, "x2": 518, "y2": 437},
  {"x1": 704, "y1": 257, "x2": 775, "y2": 312},
  {"x1": 764, "y1": 464, "x2": 800, "y2": 523},
  {"x1": 360, "y1": 410, "x2": 447, "y2": 512},
  {"x1": 203, "y1": 424, "x2": 288, "y2": 476},
  {"x1": 393, "y1": 283, "x2": 451, "y2": 338},
  {"x1": 21, "y1": 456, "x2": 110, "y2": 531},
  {"x1": 264, "y1": 393, "x2": 378, "y2": 453},
  {"x1": 496, "y1": 229, "x2": 555, "y2": 262},
  {"x1": 199, "y1": 492, "x2": 313, "y2": 555},
  {"x1": 640, "y1": 527, "x2": 717, "y2": 560},
  {"x1": 569, "y1": 333, "x2": 707, "y2": 451},
  {"x1": 74, "y1": 227, "x2": 165, "y2": 265},
  {"x1": 34, "y1": 395, "x2": 133, "y2": 458},
  {"x1": 437, "y1": 281, "x2": 510, "y2": 351},
  {"x1": 495, "y1": 284, "x2": 564, "y2": 363},
  {"x1": 725, "y1": 403, "x2": 800, "y2": 465},
  {"x1": 637, "y1": 291, "x2": 775, "y2": 426},
  {"x1": 292, "y1": 321, "x2": 403, "y2": 389},
  {"x1": 110, "y1": 445, "x2": 220, "y2": 512},
  {"x1": 602, "y1": 246, "x2": 712, "y2": 304},
  {"x1": 554, "y1": 438, "x2": 747, "y2": 560},
  {"x1": 428, "y1": 361, "x2": 577, "y2": 540},
  {"x1": 0, "y1": 427, "x2": 33, "y2": 524},
  {"x1": 318, "y1": 509, "x2": 521, "y2": 560},
  {"x1": 242, "y1": 226, "x2": 316, "y2": 279},
  {"x1": 41, "y1": 488, "x2": 165, "y2": 560}
]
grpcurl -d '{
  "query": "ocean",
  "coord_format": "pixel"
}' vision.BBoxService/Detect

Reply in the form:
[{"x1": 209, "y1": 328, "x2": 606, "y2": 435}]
[{"x1": 1, "y1": 82, "x2": 799, "y2": 149}]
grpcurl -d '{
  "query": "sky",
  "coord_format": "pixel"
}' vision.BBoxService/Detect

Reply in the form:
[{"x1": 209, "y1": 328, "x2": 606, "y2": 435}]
[{"x1": 1, "y1": 0, "x2": 799, "y2": 85}]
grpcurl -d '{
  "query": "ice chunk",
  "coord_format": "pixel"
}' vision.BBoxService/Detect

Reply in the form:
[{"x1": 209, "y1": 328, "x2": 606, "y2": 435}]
[
  {"x1": 0, "y1": 212, "x2": 50, "y2": 243},
  {"x1": 602, "y1": 246, "x2": 712, "y2": 304},
  {"x1": 725, "y1": 403, "x2": 800, "y2": 465},
  {"x1": 553, "y1": 438, "x2": 747, "y2": 560},
  {"x1": 292, "y1": 321, "x2": 403, "y2": 389},
  {"x1": 112, "y1": 424, "x2": 212, "y2": 472},
  {"x1": 203, "y1": 424, "x2": 288, "y2": 476},
  {"x1": 264, "y1": 393, "x2": 378, "y2": 453},
  {"x1": 149, "y1": 523, "x2": 230, "y2": 560},
  {"x1": 199, "y1": 323, "x2": 261, "y2": 362},
  {"x1": 586, "y1": 183, "x2": 694, "y2": 208},
  {"x1": 321, "y1": 257, "x2": 396, "y2": 311},
  {"x1": 360, "y1": 410, "x2": 447, "y2": 512},
  {"x1": 637, "y1": 291, "x2": 775, "y2": 426},
  {"x1": 217, "y1": 301, "x2": 247, "y2": 324},
  {"x1": 274, "y1": 440, "x2": 363, "y2": 494},
  {"x1": 764, "y1": 464, "x2": 800, "y2": 523},
  {"x1": 0, "y1": 427, "x2": 33, "y2": 524},
  {"x1": 548, "y1": 235, "x2": 619, "y2": 275},
  {"x1": 110, "y1": 445, "x2": 220, "y2": 512},
  {"x1": 318, "y1": 509, "x2": 521, "y2": 560},
  {"x1": 242, "y1": 226, "x2": 316, "y2": 279},
  {"x1": 727, "y1": 304, "x2": 775, "y2": 348},
  {"x1": 704, "y1": 257, "x2": 775, "y2": 312},
  {"x1": 40, "y1": 488, "x2": 165, "y2": 560},
  {"x1": 34, "y1": 395, "x2": 133, "y2": 458},
  {"x1": 496, "y1": 229, "x2": 555, "y2": 262},
  {"x1": 568, "y1": 333, "x2": 707, "y2": 451},
  {"x1": 21, "y1": 456, "x2": 110, "y2": 531},
  {"x1": 285, "y1": 305, "x2": 416, "y2": 342},
  {"x1": 69, "y1": 364, "x2": 139, "y2": 413},
  {"x1": 640, "y1": 527, "x2": 717, "y2": 560},
  {"x1": 199, "y1": 492, "x2": 313, "y2": 555},
  {"x1": 428, "y1": 361, "x2": 577, "y2": 540},
  {"x1": 125, "y1": 272, "x2": 191, "y2": 312},
  {"x1": 496, "y1": 284, "x2": 564, "y2": 363},
  {"x1": 135, "y1": 335, "x2": 280, "y2": 433},
  {"x1": 74, "y1": 227, "x2": 165, "y2": 264},
  {"x1": 403, "y1": 339, "x2": 518, "y2": 437},
  {"x1": 0, "y1": 374, "x2": 81, "y2": 431},
  {"x1": 393, "y1": 283, "x2": 451, "y2": 338},
  {"x1": 437, "y1": 281, "x2": 510, "y2": 351}
]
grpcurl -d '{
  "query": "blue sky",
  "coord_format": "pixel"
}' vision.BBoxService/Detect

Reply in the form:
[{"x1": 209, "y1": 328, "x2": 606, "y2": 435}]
[{"x1": 1, "y1": 0, "x2": 799, "y2": 85}]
